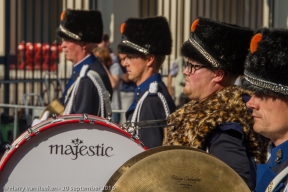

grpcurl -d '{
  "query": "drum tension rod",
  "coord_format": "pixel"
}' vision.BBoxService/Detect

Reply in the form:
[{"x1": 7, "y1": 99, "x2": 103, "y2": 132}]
[
  {"x1": 25, "y1": 128, "x2": 34, "y2": 140},
  {"x1": 52, "y1": 114, "x2": 57, "y2": 120},
  {"x1": 131, "y1": 133, "x2": 140, "y2": 140},
  {"x1": 26, "y1": 127, "x2": 39, "y2": 137},
  {"x1": 80, "y1": 113, "x2": 94, "y2": 124},
  {"x1": 106, "y1": 115, "x2": 112, "y2": 123},
  {"x1": 5, "y1": 144, "x2": 12, "y2": 150},
  {"x1": 27, "y1": 128, "x2": 33, "y2": 134}
]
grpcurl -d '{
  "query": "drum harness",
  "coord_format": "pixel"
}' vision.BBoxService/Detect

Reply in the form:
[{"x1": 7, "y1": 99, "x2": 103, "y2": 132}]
[
  {"x1": 63, "y1": 65, "x2": 112, "y2": 119},
  {"x1": 121, "y1": 82, "x2": 174, "y2": 139}
]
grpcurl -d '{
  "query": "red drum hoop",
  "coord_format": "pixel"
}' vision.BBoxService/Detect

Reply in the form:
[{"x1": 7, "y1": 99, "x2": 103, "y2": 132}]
[{"x1": 0, "y1": 114, "x2": 146, "y2": 190}]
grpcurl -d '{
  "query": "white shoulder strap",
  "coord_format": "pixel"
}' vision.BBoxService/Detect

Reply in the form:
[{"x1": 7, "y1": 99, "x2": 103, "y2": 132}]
[
  {"x1": 64, "y1": 82, "x2": 75, "y2": 105},
  {"x1": 87, "y1": 70, "x2": 112, "y2": 118},
  {"x1": 63, "y1": 65, "x2": 89, "y2": 115},
  {"x1": 266, "y1": 165, "x2": 288, "y2": 192},
  {"x1": 130, "y1": 81, "x2": 170, "y2": 136},
  {"x1": 63, "y1": 65, "x2": 111, "y2": 118}
]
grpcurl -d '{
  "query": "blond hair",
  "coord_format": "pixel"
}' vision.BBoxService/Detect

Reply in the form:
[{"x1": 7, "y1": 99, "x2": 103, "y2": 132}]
[{"x1": 93, "y1": 47, "x2": 112, "y2": 68}]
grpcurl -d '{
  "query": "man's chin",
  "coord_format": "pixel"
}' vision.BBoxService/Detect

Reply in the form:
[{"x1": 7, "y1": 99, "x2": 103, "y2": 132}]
[
  {"x1": 128, "y1": 76, "x2": 135, "y2": 83},
  {"x1": 253, "y1": 125, "x2": 264, "y2": 135},
  {"x1": 183, "y1": 88, "x2": 189, "y2": 97}
]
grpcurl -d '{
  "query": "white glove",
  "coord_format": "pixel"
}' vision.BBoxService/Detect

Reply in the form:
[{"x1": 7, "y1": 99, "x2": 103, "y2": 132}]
[{"x1": 31, "y1": 111, "x2": 50, "y2": 127}]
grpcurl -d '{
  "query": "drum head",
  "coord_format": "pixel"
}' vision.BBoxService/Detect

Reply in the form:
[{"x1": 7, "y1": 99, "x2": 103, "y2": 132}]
[
  {"x1": 107, "y1": 146, "x2": 250, "y2": 192},
  {"x1": 0, "y1": 115, "x2": 145, "y2": 190}
]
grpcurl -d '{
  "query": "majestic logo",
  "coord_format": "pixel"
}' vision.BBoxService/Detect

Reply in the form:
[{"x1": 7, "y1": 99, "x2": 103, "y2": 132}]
[{"x1": 49, "y1": 138, "x2": 114, "y2": 160}]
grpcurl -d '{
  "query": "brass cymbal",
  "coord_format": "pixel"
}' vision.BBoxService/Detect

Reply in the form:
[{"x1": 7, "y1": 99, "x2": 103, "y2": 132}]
[
  {"x1": 39, "y1": 98, "x2": 64, "y2": 118},
  {"x1": 106, "y1": 146, "x2": 250, "y2": 192},
  {"x1": 104, "y1": 146, "x2": 203, "y2": 190}
]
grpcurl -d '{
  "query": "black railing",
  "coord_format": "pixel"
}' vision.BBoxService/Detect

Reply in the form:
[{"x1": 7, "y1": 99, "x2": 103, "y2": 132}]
[{"x1": 0, "y1": 0, "x2": 276, "y2": 109}]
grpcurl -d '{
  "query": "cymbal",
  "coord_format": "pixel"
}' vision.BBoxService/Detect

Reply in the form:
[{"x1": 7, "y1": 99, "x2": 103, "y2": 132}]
[
  {"x1": 106, "y1": 146, "x2": 250, "y2": 192},
  {"x1": 39, "y1": 98, "x2": 64, "y2": 118},
  {"x1": 104, "y1": 146, "x2": 203, "y2": 190}
]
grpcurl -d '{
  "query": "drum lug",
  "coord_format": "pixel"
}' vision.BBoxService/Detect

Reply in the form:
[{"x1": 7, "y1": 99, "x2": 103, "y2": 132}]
[
  {"x1": 51, "y1": 114, "x2": 64, "y2": 123},
  {"x1": 106, "y1": 115, "x2": 112, "y2": 123},
  {"x1": 30, "y1": 127, "x2": 39, "y2": 135},
  {"x1": 80, "y1": 113, "x2": 94, "y2": 124},
  {"x1": 52, "y1": 114, "x2": 57, "y2": 120},
  {"x1": 5, "y1": 144, "x2": 13, "y2": 150},
  {"x1": 132, "y1": 134, "x2": 140, "y2": 141},
  {"x1": 25, "y1": 128, "x2": 33, "y2": 140},
  {"x1": 27, "y1": 128, "x2": 33, "y2": 134}
]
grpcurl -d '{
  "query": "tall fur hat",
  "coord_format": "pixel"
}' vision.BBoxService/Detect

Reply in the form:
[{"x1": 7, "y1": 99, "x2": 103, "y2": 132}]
[
  {"x1": 118, "y1": 16, "x2": 172, "y2": 55},
  {"x1": 56, "y1": 9, "x2": 103, "y2": 43},
  {"x1": 242, "y1": 28, "x2": 288, "y2": 97},
  {"x1": 181, "y1": 17, "x2": 254, "y2": 75}
]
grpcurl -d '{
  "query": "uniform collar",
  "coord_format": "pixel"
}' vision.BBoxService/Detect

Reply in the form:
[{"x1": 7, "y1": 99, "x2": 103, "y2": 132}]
[
  {"x1": 134, "y1": 73, "x2": 162, "y2": 99},
  {"x1": 269, "y1": 140, "x2": 288, "y2": 166},
  {"x1": 255, "y1": 141, "x2": 288, "y2": 192},
  {"x1": 72, "y1": 54, "x2": 97, "y2": 74},
  {"x1": 126, "y1": 73, "x2": 162, "y2": 114}
]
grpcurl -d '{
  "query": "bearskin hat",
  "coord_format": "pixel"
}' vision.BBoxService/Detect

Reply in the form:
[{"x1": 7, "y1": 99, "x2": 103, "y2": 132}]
[
  {"x1": 56, "y1": 9, "x2": 103, "y2": 43},
  {"x1": 242, "y1": 28, "x2": 288, "y2": 97},
  {"x1": 181, "y1": 17, "x2": 254, "y2": 75},
  {"x1": 118, "y1": 16, "x2": 172, "y2": 55}
]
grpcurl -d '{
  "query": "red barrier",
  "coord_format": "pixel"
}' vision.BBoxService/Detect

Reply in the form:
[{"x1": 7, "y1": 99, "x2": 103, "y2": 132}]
[{"x1": 14, "y1": 41, "x2": 62, "y2": 71}]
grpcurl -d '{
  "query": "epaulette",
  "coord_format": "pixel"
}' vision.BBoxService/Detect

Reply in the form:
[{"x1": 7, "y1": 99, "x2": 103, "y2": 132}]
[{"x1": 148, "y1": 81, "x2": 158, "y2": 96}]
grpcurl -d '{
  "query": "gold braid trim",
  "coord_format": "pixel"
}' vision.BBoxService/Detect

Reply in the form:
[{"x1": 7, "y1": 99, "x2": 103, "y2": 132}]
[{"x1": 163, "y1": 85, "x2": 268, "y2": 164}]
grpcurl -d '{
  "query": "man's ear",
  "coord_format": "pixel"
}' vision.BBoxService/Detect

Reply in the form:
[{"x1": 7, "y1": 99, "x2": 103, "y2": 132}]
[
  {"x1": 213, "y1": 69, "x2": 225, "y2": 83},
  {"x1": 82, "y1": 42, "x2": 95, "y2": 51},
  {"x1": 146, "y1": 54, "x2": 155, "y2": 67}
]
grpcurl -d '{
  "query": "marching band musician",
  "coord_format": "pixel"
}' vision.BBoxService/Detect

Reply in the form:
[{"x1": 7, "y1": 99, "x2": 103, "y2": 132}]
[
  {"x1": 57, "y1": 9, "x2": 112, "y2": 116},
  {"x1": 242, "y1": 28, "x2": 288, "y2": 192},
  {"x1": 118, "y1": 17, "x2": 176, "y2": 149},
  {"x1": 162, "y1": 17, "x2": 268, "y2": 190},
  {"x1": 33, "y1": 9, "x2": 113, "y2": 126}
]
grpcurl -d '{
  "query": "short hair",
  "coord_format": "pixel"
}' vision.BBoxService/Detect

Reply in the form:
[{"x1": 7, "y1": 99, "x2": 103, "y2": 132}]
[
  {"x1": 102, "y1": 33, "x2": 109, "y2": 42},
  {"x1": 154, "y1": 55, "x2": 166, "y2": 70},
  {"x1": 125, "y1": 53, "x2": 166, "y2": 71}
]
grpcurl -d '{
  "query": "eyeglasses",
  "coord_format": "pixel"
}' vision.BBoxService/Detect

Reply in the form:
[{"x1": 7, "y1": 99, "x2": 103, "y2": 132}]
[{"x1": 185, "y1": 61, "x2": 206, "y2": 74}]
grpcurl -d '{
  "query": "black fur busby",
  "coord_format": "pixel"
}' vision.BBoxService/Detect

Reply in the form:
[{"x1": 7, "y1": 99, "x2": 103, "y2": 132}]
[
  {"x1": 181, "y1": 17, "x2": 254, "y2": 75},
  {"x1": 56, "y1": 9, "x2": 103, "y2": 43},
  {"x1": 242, "y1": 28, "x2": 288, "y2": 97},
  {"x1": 118, "y1": 17, "x2": 172, "y2": 55}
]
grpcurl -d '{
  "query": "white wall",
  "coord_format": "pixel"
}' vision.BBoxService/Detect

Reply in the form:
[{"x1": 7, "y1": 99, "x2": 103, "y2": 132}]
[
  {"x1": 263, "y1": 0, "x2": 269, "y2": 27},
  {"x1": 97, "y1": 0, "x2": 139, "y2": 53},
  {"x1": 274, "y1": 0, "x2": 288, "y2": 28},
  {"x1": 64, "y1": 0, "x2": 89, "y2": 10},
  {"x1": 0, "y1": 0, "x2": 5, "y2": 57}
]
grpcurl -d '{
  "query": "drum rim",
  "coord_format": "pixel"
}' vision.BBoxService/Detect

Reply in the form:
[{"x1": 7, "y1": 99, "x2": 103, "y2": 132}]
[{"x1": 0, "y1": 114, "x2": 147, "y2": 171}]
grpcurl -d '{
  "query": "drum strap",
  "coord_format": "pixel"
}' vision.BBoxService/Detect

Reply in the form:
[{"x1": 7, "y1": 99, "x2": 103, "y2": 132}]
[
  {"x1": 131, "y1": 81, "x2": 170, "y2": 136},
  {"x1": 63, "y1": 65, "x2": 111, "y2": 118}
]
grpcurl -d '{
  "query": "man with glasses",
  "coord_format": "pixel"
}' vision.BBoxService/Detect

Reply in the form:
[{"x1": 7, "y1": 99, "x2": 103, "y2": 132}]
[
  {"x1": 57, "y1": 9, "x2": 112, "y2": 116},
  {"x1": 163, "y1": 17, "x2": 267, "y2": 190},
  {"x1": 118, "y1": 16, "x2": 176, "y2": 149}
]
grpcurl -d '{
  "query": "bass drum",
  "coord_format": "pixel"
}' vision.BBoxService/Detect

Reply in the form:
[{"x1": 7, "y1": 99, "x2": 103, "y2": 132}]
[{"x1": 0, "y1": 114, "x2": 146, "y2": 191}]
